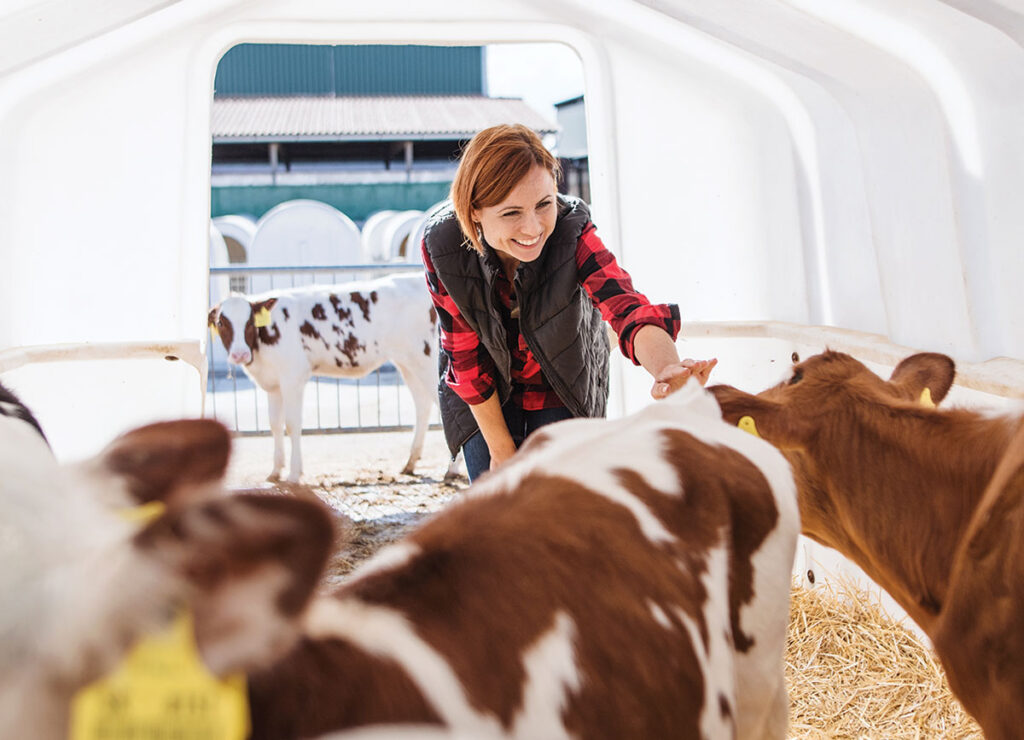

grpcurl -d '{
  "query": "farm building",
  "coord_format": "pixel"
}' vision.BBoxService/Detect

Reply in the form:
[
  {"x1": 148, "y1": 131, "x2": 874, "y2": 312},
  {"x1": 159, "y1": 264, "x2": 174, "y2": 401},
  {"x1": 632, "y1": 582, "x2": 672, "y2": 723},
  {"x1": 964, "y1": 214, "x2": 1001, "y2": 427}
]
[
  {"x1": 209, "y1": 43, "x2": 558, "y2": 224},
  {"x1": 1, "y1": 1, "x2": 1023, "y2": 735}
]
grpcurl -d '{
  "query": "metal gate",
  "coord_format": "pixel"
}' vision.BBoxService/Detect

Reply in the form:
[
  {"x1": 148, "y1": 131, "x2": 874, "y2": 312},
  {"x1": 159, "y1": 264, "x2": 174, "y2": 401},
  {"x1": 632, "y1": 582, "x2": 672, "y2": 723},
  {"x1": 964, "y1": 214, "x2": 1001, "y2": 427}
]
[{"x1": 206, "y1": 263, "x2": 440, "y2": 436}]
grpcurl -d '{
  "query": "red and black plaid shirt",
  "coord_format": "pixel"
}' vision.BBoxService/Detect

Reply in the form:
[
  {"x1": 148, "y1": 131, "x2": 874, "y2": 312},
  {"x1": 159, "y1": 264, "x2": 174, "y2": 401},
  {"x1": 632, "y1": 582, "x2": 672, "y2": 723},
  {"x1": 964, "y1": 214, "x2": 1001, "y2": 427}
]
[{"x1": 423, "y1": 221, "x2": 681, "y2": 410}]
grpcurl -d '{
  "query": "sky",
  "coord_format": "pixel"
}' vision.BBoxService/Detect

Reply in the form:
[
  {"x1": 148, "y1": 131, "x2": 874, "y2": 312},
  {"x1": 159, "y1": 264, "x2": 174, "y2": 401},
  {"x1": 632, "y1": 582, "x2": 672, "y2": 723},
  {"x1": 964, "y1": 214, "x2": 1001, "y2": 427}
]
[{"x1": 484, "y1": 43, "x2": 585, "y2": 125}]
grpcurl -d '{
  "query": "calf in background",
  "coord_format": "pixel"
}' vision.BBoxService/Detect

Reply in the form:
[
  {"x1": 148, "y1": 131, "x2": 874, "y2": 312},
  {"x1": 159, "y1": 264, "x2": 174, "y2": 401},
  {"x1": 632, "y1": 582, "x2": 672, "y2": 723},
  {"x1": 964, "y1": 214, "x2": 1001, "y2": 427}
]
[
  {"x1": 208, "y1": 272, "x2": 450, "y2": 482},
  {"x1": 710, "y1": 350, "x2": 1024, "y2": 739},
  {"x1": 246, "y1": 381, "x2": 800, "y2": 739}
]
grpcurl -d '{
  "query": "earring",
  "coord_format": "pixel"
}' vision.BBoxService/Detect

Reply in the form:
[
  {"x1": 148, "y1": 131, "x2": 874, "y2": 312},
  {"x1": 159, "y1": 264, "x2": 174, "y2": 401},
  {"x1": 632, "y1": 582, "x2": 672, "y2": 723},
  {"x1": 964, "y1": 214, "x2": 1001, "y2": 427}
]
[{"x1": 475, "y1": 223, "x2": 483, "y2": 241}]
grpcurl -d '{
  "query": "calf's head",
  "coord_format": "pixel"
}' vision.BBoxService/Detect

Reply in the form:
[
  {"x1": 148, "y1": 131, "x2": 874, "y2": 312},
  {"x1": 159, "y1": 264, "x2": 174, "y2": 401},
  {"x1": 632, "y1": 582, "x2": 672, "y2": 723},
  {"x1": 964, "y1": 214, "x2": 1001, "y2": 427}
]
[
  {"x1": 708, "y1": 350, "x2": 955, "y2": 450},
  {"x1": 0, "y1": 416, "x2": 333, "y2": 739},
  {"x1": 208, "y1": 296, "x2": 277, "y2": 366}
]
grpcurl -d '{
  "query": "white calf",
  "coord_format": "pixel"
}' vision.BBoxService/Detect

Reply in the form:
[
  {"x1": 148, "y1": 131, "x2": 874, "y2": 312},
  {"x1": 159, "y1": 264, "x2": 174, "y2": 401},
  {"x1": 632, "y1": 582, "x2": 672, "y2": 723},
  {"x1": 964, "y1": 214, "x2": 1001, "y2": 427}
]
[{"x1": 208, "y1": 273, "x2": 443, "y2": 482}]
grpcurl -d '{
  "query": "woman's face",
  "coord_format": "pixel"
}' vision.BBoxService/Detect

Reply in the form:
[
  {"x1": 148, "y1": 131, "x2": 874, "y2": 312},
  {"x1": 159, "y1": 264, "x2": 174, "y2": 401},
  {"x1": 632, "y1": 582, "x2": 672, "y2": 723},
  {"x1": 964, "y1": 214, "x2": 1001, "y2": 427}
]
[{"x1": 472, "y1": 165, "x2": 558, "y2": 265}]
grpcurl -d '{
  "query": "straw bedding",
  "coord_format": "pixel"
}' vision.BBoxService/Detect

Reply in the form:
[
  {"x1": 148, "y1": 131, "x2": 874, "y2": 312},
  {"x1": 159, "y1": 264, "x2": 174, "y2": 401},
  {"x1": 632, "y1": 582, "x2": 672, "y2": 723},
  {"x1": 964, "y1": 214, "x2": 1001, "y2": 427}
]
[{"x1": 786, "y1": 580, "x2": 981, "y2": 739}]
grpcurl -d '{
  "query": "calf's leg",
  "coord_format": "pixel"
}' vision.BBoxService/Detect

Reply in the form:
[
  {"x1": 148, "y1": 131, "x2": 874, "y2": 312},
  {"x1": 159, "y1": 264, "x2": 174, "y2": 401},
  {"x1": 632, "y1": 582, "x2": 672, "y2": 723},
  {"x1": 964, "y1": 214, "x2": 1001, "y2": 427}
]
[
  {"x1": 393, "y1": 359, "x2": 433, "y2": 475},
  {"x1": 266, "y1": 388, "x2": 286, "y2": 482},
  {"x1": 281, "y1": 382, "x2": 306, "y2": 483}
]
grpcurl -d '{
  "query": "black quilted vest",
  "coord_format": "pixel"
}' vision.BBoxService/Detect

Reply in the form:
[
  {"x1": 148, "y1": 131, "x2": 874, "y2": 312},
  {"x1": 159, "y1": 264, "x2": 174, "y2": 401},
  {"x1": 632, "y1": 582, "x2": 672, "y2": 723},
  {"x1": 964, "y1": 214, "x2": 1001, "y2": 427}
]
[{"x1": 424, "y1": 195, "x2": 610, "y2": 456}]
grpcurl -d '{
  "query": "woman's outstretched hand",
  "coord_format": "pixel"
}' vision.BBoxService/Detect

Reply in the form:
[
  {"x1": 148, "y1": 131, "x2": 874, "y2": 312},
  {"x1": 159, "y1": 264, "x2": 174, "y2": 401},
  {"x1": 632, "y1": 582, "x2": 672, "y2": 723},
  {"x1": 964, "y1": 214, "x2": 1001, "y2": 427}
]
[{"x1": 651, "y1": 358, "x2": 718, "y2": 399}]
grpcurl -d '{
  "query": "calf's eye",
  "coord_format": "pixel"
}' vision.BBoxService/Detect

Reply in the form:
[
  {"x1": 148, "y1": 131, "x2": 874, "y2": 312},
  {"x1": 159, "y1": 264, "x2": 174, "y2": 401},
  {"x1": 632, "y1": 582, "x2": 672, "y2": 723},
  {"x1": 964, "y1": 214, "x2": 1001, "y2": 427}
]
[{"x1": 789, "y1": 369, "x2": 804, "y2": 385}]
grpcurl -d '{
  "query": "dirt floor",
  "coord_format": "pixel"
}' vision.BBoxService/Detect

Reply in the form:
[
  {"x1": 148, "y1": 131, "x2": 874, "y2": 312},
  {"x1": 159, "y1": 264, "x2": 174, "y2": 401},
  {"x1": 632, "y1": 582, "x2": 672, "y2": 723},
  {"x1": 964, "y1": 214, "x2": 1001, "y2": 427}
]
[{"x1": 223, "y1": 428, "x2": 467, "y2": 589}]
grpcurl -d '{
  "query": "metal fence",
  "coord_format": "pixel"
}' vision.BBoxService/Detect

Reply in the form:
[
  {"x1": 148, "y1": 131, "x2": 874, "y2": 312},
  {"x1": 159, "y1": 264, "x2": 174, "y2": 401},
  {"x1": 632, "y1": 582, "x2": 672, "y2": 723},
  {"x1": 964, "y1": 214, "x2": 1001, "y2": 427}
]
[{"x1": 206, "y1": 263, "x2": 441, "y2": 436}]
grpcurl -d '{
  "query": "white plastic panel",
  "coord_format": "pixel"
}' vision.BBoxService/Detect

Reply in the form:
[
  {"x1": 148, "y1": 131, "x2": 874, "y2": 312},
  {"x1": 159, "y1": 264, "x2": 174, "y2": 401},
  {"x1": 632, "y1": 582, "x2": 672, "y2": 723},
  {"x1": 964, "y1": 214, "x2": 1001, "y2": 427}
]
[{"x1": 0, "y1": 0, "x2": 1021, "y2": 455}]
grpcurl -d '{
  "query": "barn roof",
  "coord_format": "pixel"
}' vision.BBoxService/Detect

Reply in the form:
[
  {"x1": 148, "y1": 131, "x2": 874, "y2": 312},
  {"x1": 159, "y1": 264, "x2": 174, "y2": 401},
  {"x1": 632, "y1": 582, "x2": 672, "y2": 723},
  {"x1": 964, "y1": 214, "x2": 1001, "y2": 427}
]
[{"x1": 211, "y1": 95, "x2": 558, "y2": 143}]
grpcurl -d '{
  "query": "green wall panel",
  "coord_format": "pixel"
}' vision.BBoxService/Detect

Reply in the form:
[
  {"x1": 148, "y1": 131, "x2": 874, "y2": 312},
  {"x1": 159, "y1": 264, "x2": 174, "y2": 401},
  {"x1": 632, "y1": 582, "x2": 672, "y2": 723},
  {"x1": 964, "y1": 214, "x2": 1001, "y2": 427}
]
[
  {"x1": 210, "y1": 182, "x2": 452, "y2": 223},
  {"x1": 215, "y1": 44, "x2": 484, "y2": 97}
]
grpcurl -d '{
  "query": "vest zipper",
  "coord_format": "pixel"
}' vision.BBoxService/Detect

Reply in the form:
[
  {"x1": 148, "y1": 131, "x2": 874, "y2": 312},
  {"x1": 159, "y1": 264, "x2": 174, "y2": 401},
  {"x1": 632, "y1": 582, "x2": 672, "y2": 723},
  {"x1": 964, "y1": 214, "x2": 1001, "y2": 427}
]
[{"x1": 514, "y1": 276, "x2": 581, "y2": 416}]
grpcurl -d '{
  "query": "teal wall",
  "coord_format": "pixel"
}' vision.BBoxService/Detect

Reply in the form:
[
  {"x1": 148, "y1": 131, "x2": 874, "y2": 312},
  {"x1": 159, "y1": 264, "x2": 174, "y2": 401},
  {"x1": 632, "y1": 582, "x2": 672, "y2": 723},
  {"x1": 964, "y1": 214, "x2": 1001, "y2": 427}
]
[
  {"x1": 214, "y1": 44, "x2": 485, "y2": 97},
  {"x1": 210, "y1": 182, "x2": 452, "y2": 223}
]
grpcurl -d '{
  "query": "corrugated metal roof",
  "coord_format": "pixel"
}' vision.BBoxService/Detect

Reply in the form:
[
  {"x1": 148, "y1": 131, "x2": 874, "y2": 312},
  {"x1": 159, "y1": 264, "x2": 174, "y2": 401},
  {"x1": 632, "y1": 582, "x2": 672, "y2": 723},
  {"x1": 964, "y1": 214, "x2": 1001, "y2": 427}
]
[{"x1": 212, "y1": 95, "x2": 557, "y2": 142}]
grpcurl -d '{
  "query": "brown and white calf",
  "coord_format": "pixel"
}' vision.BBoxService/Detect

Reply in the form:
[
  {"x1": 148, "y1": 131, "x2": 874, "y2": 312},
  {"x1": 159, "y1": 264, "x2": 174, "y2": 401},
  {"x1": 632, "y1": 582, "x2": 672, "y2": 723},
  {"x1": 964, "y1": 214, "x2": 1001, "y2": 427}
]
[
  {"x1": 247, "y1": 381, "x2": 799, "y2": 739},
  {"x1": 0, "y1": 401, "x2": 333, "y2": 740},
  {"x1": 709, "y1": 350, "x2": 1024, "y2": 739},
  {"x1": 4, "y1": 382, "x2": 796, "y2": 739},
  {"x1": 208, "y1": 272, "x2": 444, "y2": 482}
]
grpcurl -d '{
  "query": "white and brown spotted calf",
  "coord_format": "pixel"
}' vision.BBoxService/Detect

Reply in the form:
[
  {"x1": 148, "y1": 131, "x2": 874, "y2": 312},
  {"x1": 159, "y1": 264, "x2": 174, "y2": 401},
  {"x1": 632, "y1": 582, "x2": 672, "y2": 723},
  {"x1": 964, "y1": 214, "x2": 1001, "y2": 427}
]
[
  {"x1": 208, "y1": 272, "x2": 443, "y2": 482},
  {"x1": 247, "y1": 381, "x2": 799, "y2": 739},
  {"x1": 0, "y1": 389, "x2": 333, "y2": 740},
  {"x1": 710, "y1": 351, "x2": 1024, "y2": 739},
  {"x1": 3, "y1": 380, "x2": 797, "y2": 739}
]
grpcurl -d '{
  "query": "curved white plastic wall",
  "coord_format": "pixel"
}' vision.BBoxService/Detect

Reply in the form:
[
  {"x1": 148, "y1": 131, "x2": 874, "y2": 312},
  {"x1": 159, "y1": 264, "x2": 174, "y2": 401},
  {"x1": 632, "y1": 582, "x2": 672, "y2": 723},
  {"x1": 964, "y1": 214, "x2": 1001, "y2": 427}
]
[
  {"x1": 382, "y1": 210, "x2": 426, "y2": 262},
  {"x1": 247, "y1": 199, "x2": 361, "y2": 292},
  {"x1": 212, "y1": 213, "x2": 257, "y2": 261},
  {"x1": 208, "y1": 222, "x2": 231, "y2": 308},
  {"x1": 360, "y1": 209, "x2": 398, "y2": 262},
  {"x1": 1, "y1": 0, "x2": 1022, "y2": 461}
]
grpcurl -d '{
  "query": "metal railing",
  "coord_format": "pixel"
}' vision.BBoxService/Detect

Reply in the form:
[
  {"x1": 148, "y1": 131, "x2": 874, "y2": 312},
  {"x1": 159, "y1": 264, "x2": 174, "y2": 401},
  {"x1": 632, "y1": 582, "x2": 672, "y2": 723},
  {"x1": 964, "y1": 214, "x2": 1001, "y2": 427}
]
[{"x1": 206, "y1": 262, "x2": 441, "y2": 436}]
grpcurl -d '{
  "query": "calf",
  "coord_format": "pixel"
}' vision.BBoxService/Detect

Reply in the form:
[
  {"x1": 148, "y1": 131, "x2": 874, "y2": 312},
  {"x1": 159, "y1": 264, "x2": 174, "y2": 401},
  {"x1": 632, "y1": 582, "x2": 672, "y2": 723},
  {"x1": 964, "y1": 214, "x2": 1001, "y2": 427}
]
[
  {"x1": 208, "y1": 273, "x2": 444, "y2": 482},
  {"x1": 0, "y1": 403, "x2": 334, "y2": 740},
  {"x1": 0, "y1": 378, "x2": 49, "y2": 447},
  {"x1": 246, "y1": 381, "x2": 800, "y2": 739},
  {"x1": 709, "y1": 350, "x2": 1024, "y2": 739}
]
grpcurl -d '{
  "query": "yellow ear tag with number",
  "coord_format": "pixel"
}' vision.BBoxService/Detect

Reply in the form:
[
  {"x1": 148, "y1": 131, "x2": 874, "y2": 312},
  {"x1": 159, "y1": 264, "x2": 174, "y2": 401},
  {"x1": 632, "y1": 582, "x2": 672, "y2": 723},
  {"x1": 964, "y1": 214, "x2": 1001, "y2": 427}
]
[
  {"x1": 737, "y1": 415, "x2": 761, "y2": 438},
  {"x1": 919, "y1": 387, "x2": 935, "y2": 408},
  {"x1": 254, "y1": 307, "x2": 272, "y2": 328},
  {"x1": 70, "y1": 610, "x2": 249, "y2": 740}
]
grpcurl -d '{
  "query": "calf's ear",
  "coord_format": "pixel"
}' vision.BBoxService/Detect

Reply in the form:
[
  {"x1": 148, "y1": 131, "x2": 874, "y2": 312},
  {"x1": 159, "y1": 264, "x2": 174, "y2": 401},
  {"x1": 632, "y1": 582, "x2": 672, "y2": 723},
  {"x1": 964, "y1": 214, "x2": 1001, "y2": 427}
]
[
  {"x1": 134, "y1": 494, "x2": 334, "y2": 675},
  {"x1": 207, "y1": 307, "x2": 220, "y2": 327},
  {"x1": 93, "y1": 419, "x2": 232, "y2": 508},
  {"x1": 708, "y1": 384, "x2": 813, "y2": 450},
  {"x1": 888, "y1": 352, "x2": 956, "y2": 406}
]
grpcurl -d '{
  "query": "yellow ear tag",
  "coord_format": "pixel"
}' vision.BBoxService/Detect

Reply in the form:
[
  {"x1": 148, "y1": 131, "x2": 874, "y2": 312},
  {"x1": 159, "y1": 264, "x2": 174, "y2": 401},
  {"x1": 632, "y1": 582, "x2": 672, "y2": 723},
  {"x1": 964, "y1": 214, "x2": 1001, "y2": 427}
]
[
  {"x1": 117, "y1": 500, "x2": 166, "y2": 525},
  {"x1": 738, "y1": 415, "x2": 761, "y2": 438},
  {"x1": 254, "y1": 307, "x2": 272, "y2": 328},
  {"x1": 69, "y1": 610, "x2": 249, "y2": 740},
  {"x1": 209, "y1": 323, "x2": 220, "y2": 338},
  {"x1": 919, "y1": 387, "x2": 936, "y2": 408}
]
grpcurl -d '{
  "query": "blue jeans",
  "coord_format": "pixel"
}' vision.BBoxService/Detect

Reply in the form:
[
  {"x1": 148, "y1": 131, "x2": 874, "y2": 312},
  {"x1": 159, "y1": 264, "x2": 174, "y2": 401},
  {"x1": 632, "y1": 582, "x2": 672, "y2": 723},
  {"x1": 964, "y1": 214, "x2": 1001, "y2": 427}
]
[{"x1": 462, "y1": 404, "x2": 575, "y2": 482}]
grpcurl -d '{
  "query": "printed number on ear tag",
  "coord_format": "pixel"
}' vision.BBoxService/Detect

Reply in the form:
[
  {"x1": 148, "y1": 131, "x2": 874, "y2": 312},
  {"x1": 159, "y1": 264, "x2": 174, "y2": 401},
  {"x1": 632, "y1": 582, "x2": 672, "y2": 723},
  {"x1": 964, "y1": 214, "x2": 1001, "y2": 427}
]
[{"x1": 70, "y1": 610, "x2": 249, "y2": 740}]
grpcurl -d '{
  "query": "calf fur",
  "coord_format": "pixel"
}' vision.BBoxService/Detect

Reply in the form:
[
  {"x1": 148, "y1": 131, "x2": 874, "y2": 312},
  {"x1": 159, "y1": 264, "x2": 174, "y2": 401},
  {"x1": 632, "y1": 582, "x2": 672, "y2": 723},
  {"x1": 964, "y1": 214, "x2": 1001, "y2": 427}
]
[{"x1": 710, "y1": 350, "x2": 1024, "y2": 739}]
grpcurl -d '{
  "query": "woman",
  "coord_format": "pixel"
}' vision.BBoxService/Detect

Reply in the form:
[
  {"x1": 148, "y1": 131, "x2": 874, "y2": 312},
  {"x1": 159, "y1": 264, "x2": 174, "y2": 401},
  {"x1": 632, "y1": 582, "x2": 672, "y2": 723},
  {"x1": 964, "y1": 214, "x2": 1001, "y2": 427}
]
[{"x1": 422, "y1": 124, "x2": 716, "y2": 481}]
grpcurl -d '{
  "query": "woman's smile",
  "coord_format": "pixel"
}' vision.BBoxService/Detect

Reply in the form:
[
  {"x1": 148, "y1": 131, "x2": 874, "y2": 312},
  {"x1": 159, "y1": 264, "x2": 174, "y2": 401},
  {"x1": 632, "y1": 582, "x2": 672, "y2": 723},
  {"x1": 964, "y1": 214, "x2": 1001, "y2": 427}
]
[{"x1": 472, "y1": 164, "x2": 558, "y2": 266}]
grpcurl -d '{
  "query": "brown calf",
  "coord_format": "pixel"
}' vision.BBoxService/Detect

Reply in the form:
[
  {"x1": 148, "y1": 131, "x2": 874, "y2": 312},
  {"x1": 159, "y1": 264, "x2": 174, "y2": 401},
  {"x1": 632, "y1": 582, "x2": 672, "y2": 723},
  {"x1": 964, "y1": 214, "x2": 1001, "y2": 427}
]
[{"x1": 709, "y1": 350, "x2": 1024, "y2": 739}]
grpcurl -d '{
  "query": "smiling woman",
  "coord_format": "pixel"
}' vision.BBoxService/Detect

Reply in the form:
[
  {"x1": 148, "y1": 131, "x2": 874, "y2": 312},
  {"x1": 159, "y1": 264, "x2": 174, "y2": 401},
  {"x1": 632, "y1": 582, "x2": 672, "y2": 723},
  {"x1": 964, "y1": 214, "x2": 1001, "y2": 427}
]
[{"x1": 421, "y1": 123, "x2": 717, "y2": 482}]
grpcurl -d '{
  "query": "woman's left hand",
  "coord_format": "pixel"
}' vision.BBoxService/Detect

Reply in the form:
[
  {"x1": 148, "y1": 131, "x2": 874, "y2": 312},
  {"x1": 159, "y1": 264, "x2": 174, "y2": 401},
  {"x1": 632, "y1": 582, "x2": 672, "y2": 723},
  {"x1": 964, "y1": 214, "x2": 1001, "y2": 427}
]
[{"x1": 651, "y1": 358, "x2": 718, "y2": 399}]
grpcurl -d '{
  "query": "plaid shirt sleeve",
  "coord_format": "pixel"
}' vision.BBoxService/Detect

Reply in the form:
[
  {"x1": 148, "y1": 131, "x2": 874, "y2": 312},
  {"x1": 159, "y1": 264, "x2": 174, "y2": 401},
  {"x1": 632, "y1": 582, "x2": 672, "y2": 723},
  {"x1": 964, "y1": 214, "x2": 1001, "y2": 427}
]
[
  {"x1": 576, "y1": 222, "x2": 681, "y2": 365},
  {"x1": 421, "y1": 240, "x2": 497, "y2": 405}
]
